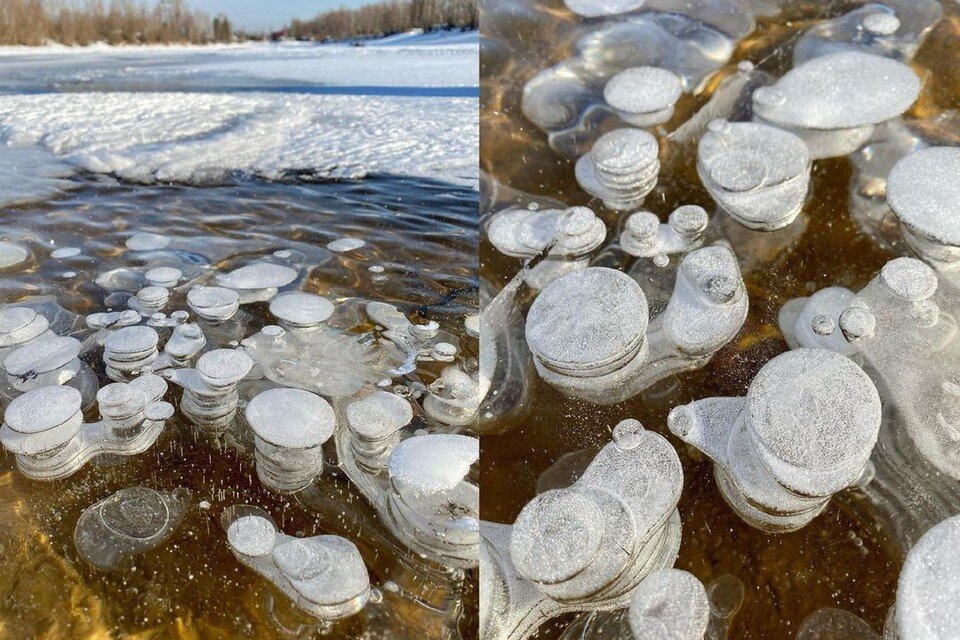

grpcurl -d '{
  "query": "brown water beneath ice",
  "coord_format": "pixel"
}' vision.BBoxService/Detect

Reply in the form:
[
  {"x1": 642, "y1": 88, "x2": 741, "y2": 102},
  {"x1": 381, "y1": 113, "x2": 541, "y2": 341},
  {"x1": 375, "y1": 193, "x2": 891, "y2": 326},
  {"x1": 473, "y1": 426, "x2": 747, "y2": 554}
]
[
  {"x1": 0, "y1": 175, "x2": 478, "y2": 640},
  {"x1": 479, "y1": 1, "x2": 960, "y2": 638}
]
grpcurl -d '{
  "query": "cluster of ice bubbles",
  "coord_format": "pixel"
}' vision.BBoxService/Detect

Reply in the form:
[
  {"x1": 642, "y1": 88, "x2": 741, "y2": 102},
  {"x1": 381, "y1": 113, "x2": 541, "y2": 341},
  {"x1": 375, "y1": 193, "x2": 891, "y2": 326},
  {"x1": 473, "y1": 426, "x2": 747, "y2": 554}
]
[
  {"x1": 483, "y1": 0, "x2": 960, "y2": 637},
  {"x1": 0, "y1": 228, "x2": 480, "y2": 623}
]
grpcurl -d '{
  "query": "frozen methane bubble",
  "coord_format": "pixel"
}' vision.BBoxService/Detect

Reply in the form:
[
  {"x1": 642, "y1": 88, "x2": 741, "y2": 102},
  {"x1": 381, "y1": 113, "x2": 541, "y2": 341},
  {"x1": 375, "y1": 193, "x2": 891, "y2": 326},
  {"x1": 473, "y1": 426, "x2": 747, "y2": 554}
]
[
  {"x1": 424, "y1": 363, "x2": 482, "y2": 427},
  {"x1": 3, "y1": 335, "x2": 83, "y2": 392},
  {"x1": 144, "y1": 267, "x2": 182, "y2": 288},
  {"x1": 345, "y1": 390, "x2": 414, "y2": 471},
  {"x1": 668, "y1": 348, "x2": 881, "y2": 532},
  {"x1": 778, "y1": 287, "x2": 861, "y2": 356},
  {"x1": 563, "y1": 0, "x2": 644, "y2": 18},
  {"x1": 386, "y1": 434, "x2": 479, "y2": 567},
  {"x1": 74, "y1": 486, "x2": 190, "y2": 570},
  {"x1": 268, "y1": 292, "x2": 335, "y2": 331},
  {"x1": 125, "y1": 232, "x2": 170, "y2": 251},
  {"x1": 526, "y1": 253, "x2": 746, "y2": 405},
  {"x1": 50, "y1": 247, "x2": 81, "y2": 259},
  {"x1": 326, "y1": 237, "x2": 366, "y2": 253},
  {"x1": 486, "y1": 205, "x2": 607, "y2": 289},
  {"x1": 0, "y1": 375, "x2": 173, "y2": 480},
  {"x1": 102, "y1": 325, "x2": 159, "y2": 381},
  {"x1": 629, "y1": 569, "x2": 710, "y2": 640},
  {"x1": 224, "y1": 510, "x2": 371, "y2": 620},
  {"x1": 481, "y1": 420, "x2": 683, "y2": 640},
  {"x1": 519, "y1": 10, "x2": 752, "y2": 156},
  {"x1": 0, "y1": 307, "x2": 51, "y2": 358},
  {"x1": 245, "y1": 388, "x2": 335, "y2": 493},
  {"x1": 620, "y1": 206, "x2": 709, "y2": 258},
  {"x1": 575, "y1": 128, "x2": 660, "y2": 211},
  {"x1": 886, "y1": 147, "x2": 960, "y2": 271},
  {"x1": 751, "y1": 52, "x2": 920, "y2": 159},
  {"x1": 161, "y1": 323, "x2": 206, "y2": 364},
  {"x1": 603, "y1": 66, "x2": 683, "y2": 127},
  {"x1": 128, "y1": 286, "x2": 169, "y2": 316},
  {"x1": 0, "y1": 240, "x2": 28, "y2": 269},
  {"x1": 778, "y1": 258, "x2": 960, "y2": 489},
  {"x1": 187, "y1": 286, "x2": 240, "y2": 323},
  {"x1": 697, "y1": 120, "x2": 811, "y2": 230},
  {"x1": 215, "y1": 262, "x2": 298, "y2": 303},
  {"x1": 892, "y1": 513, "x2": 960, "y2": 640},
  {"x1": 161, "y1": 348, "x2": 253, "y2": 432},
  {"x1": 793, "y1": 1, "x2": 943, "y2": 65}
]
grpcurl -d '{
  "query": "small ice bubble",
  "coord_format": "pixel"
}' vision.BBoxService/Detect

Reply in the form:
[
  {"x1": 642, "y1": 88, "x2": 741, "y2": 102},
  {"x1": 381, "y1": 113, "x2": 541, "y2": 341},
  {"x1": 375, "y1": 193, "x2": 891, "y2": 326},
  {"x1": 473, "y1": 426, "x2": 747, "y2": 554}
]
[
  {"x1": 431, "y1": 342, "x2": 458, "y2": 361},
  {"x1": 611, "y1": 418, "x2": 646, "y2": 451},
  {"x1": 327, "y1": 238, "x2": 366, "y2": 253},
  {"x1": 125, "y1": 233, "x2": 170, "y2": 251},
  {"x1": 346, "y1": 390, "x2": 413, "y2": 443},
  {"x1": 603, "y1": 66, "x2": 683, "y2": 127},
  {"x1": 879, "y1": 257, "x2": 937, "y2": 301},
  {"x1": 839, "y1": 307, "x2": 875, "y2": 342},
  {"x1": 216, "y1": 262, "x2": 298, "y2": 291},
  {"x1": 51, "y1": 247, "x2": 81, "y2": 259},
  {"x1": 811, "y1": 314, "x2": 836, "y2": 336},
  {"x1": 369, "y1": 264, "x2": 385, "y2": 273},
  {"x1": 273, "y1": 249, "x2": 292, "y2": 258},
  {"x1": 186, "y1": 286, "x2": 240, "y2": 323},
  {"x1": 464, "y1": 314, "x2": 480, "y2": 338}
]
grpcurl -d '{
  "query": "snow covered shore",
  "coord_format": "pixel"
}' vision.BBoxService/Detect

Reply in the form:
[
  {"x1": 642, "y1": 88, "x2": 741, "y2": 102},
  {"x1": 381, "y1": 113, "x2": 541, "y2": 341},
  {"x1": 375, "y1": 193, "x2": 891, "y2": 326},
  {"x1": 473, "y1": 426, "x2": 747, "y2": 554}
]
[{"x1": 0, "y1": 30, "x2": 478, "y2": 203}]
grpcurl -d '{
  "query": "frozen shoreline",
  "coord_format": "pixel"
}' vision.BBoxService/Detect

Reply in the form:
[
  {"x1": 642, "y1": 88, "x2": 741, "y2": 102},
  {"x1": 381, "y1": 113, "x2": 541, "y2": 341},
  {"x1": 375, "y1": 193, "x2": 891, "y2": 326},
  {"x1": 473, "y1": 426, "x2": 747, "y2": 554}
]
[{"x1": 0, "y1": 30, "x2": 479, "y2": 202}]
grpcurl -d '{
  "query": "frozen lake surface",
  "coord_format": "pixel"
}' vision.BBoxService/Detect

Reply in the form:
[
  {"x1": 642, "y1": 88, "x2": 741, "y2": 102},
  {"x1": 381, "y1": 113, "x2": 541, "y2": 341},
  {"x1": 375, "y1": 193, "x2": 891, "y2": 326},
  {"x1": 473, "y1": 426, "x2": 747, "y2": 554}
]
[{"x1": 0, "y1": 30, "x2": 479, "y2": 201}]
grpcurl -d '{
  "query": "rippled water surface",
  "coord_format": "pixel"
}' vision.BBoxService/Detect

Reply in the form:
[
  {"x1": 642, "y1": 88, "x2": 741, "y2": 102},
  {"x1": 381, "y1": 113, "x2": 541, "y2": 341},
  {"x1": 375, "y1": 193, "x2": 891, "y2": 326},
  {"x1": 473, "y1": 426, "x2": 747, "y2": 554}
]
[
  {"x1": 0, "y1": 173, "x2": 479, "y2": 639},
  {"x1": 480, "y1": 1, "x2": 960, "y2": 638}
]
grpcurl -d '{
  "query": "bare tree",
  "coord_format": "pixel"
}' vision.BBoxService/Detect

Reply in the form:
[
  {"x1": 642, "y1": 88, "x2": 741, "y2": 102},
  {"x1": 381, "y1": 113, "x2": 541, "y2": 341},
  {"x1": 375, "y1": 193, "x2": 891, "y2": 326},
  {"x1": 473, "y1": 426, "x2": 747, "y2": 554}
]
[{"x1": 287, "y1": 0, "x2": 477, "y2": 42}]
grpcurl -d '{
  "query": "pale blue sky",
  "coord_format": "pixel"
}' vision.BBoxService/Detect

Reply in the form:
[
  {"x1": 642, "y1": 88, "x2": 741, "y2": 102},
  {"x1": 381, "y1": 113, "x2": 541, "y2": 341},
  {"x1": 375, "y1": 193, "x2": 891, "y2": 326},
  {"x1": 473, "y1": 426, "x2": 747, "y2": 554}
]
[{"x1": 190, "y1": 0, "x2": 376, "y2": 31}]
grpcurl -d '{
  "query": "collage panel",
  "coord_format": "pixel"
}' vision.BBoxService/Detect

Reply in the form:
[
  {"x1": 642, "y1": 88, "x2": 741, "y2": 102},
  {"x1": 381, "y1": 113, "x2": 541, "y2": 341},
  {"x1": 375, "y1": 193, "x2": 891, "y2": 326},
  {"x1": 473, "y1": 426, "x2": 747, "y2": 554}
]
[
  {"x1": 0, "y1": 1, "x2": 479, "y2": 639},
  {"x1": 480, "y1": 0, "x2": 960, "y2": 639}
]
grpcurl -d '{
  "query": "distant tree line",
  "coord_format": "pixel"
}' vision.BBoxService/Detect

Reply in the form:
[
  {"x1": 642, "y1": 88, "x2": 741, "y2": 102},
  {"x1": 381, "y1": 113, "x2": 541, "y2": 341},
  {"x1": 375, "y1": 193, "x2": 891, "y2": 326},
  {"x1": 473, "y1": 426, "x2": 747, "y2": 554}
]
[
  {"x1": 287, "y1": 0, "x2": 478, "y2": 42},
  {"x1": 0, "y1": 0, "x2": 235, "y2": 46}
]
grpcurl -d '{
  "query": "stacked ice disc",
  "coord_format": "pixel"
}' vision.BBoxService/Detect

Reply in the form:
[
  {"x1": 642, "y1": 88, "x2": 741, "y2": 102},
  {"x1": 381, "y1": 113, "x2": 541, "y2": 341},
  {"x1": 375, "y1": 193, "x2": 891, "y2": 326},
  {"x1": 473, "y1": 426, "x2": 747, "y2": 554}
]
[
  {"x1": 669, "y1": 348, "x2": 882, "y2": 532},
  {"x1": 629, "y1": 569, "x2": 710, "y2": 640},
  {"x1": 129, "y1": 286, "x2": 169, "y2": 316},
  {"x1": 387, "y1": 434, "x2": 479, "y2": 567},
  {"x1": 886, "y1": 147, "x2": 960, "y2": 269},
  {"x1": 509, "y1": 420, "x2": 683, "y2": 605},
  {"x1": 423, "y1": 364, "x2": 483, "y2": 427},
  {"x1": 0, "y1": 307, "x2": 51, "y2": 361},
  {"x1": 144, "y1": 266, "x2": 182, "y2": 288},
  {"x1": 245, "y1": 388, "x2": 335, "y2": 492},
  {"x1": 74, "y1": 486, "x2": 190, "y2": 570},
  {"x1": 620, "y1": 206, "x2": 710, "y2": 258},
  {"x1": 345, "y1": 390, "x2": 413, "y2": 471},
  {"x1": 187, "y1": 286, "x2": 240, "y2": 323},
  {"x1": 487, "y1": 206, "x2": 606, "y2": 260},
  {"x1": 268, "y1": 292, "x2": 335, "y2": 332},
  {"x1": 180, "y1": 349, "x2": 252, "y2": 432},
  {"x1": 215, "y1": 262, "x2": 298, "y2": 303},
  {"x1": 525, "y1": 267, "x2": 649, "y2": 403},
  {"x1": 0, "y1": 241, "x2": 28, "y2": 269},
  {"x1": 125, "y1": 232, "x2": 169, "y2": 251},
  {"x1": 225, "y1": 511, "x2": 371, "y2": 620},
  {"x1": 3, "y1": 335, "x2": 83, "y2": 392},
  {"x1": 697, "y1": 120, "x2": 811, "y2": 230},
  {"x1": 575, "y1": 129, "x2": 660, "y2": 211},
  {"x1": 751, "y1": 51, "x2": 920, "y2": 159},
  {"x1": 0, "y1": 385, "x2": 83, "y2": 460},
  {"x1": 603, "y1": 66, "x2": 683, "y2": 127},
  {"x1": 163, "y1": 324, "x2": 206, "y2": 363},
  {"x1": 893, "y1": 513, "x2": 960, "y2": 640},
  {"x1": 103, "y1": 326, "x2": 159, "y2": 381},
  {"x1": 96, "y1": 374, "x2": 168, "y2": 433}
]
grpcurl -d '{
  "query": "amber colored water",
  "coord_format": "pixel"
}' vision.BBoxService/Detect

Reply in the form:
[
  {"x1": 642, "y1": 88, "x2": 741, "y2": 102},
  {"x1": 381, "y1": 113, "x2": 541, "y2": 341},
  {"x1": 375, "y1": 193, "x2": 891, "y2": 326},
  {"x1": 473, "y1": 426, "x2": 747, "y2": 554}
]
[
  {"x1": 479, "y1": 1, "x2": 960, "y2": 638},
  {"x1": 0, "y1": 176, "x2": 478, "y2": 640}
]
